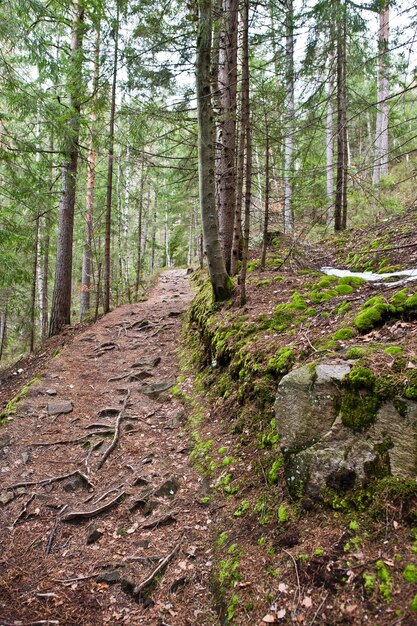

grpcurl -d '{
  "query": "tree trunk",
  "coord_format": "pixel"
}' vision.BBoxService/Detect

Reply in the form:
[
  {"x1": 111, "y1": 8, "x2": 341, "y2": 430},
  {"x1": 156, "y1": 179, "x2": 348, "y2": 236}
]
[
  {"x1": 239, "y1": 0, "x2": 251, "y2": 307},
  {"x1": 334, "y1": 0, "x2": 347, "y2": 232},
  {"x1": 326, "y1": 46, "x2": 334, "y2": 226},
  {"x1": 283, "y1": 0, "x2": 294, "y2": 234},
  {"x1": 80, "y1": 25, "x2": 100, "y2": 320},
  {"x1": 196, "y1": 0, "x2": 233, "y2": 301},
  {"x1": 217, "y1": 0, "x2": 239, "y2": 272},
  {"x1": 230, "y1": 56, "x2": 247, "y2": 276},
  {"x1": 0, "y1": 300, "x2": 7, "y2": 362},
  {"x1": 49, "y1": 0, "x2": 84, "y2": 336},
  {"x1": 261, "y1": 116, "x2": 270, "y2": 270},
  {"x1": 30, "y1": 216, "x2": 39, "y2": 353},
  {"x1": 135, "y1": 160, "x2": 145, "y2": 300},
  {"x1": 103, "y1": 2, "x2": 120, "y2": 314},
  {"x1": 373, "y1": 2, "x2": 389, "y2": 186}
]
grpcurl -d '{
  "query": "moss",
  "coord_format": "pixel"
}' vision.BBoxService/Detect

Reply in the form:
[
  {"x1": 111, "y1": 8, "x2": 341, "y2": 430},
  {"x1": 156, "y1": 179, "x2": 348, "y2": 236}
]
[
  {"x1": 405, "y1": 371, "x2": 417, "y2": 400},
  {"x1": 259, "y1": 418, "x2": 279, "y2": 448},
  {"x1": 376, "y1": 560, "x2": 392, "y2": 602},
  {"x1": 256, "y1": 279, "x2": 271, "y2": 287},
  {"x1": 0, "y1": 374, "x2": 41, "y2": 422},
  {"x1": 411, "y1": 593, "x2": 417, "y2": 612},
  {"x1": 346, "y1": 346, "x2": 367, "y2": 359},
  {"x1": 338, "y1": 276, "x2": 365, "y2": 287},
  {"x1": 405, "y1": 293, "x2": 417, "y2": 311},
  {"x1": 341, "y1": 368, "x2": 380, "y2": 431},
  {"x1": 403, "y1": 564, "x2": 417, "y2": 583},
  {"x1": 247, "y1": 259, "x2": 260, "y2": 273},
  {"x1": 317, "y1": 276, "x2": 338, "y2": 288},
  {"x1": 277, "y1": 504, "x2": 289, "y2": 523},
  {"x1": 267, "y1": 457, "x2": 284, "y2": 485},
  {"x1": 267, "y1": 347, "x2": 295, "y2": 377},
  {"x1": 374, "y1": 374, "x2": 403, "y2": 400},
  {"x1": 335, "y1": 284, "x2": 354, "y2": 295},
  {"x1": 274, "y1": 275, "x2": 284, "y2": 282},
  {"x1": 334, "y1": 301, "x2": 351, "y2": 315},
  {"x1": 347, "y1": 367, "x2": 376, "y2": 389},
  {"x1": 384, "y1": 346, "x2": 404, "y2": 356},
  {"x1": 390, "y1": 289, "x2": 408, "y2": 309},
  {"x1": 354, "y1": 296, "x2": 395, "y2": 333},
  {"x1": 334, "y1": 327, "x2": 355, "y2": 341}
]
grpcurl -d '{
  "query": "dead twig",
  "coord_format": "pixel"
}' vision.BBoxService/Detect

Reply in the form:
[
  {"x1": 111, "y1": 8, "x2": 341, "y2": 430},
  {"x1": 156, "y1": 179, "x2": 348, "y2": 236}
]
[
  {"x1": 12, "y1": 494, "x2": 35, "y2": 527},
  {"x1": 93, "y1": 485, "x2": 124, "y2": 504},
  {"x1": 309, "y1": 591, "x2": 329, "y2": 626},
  {"x1": 107, "y1": 372, "x2": 131, "y2": 383},
  {"x1": 62, "y1": 490, "x2": 125, "y2": 522},
  {"x1": 45, "y1": 504, "x2": 68, "y2": 555},
  {"x1": 97, "y1": 390, "x2": 131, "y2": 469},
  {"x1": 282, "y1": 549, "x2": 302, "y2": 610},
  {"x1": 85, "y1": 439, "x2": 104, "y2": 474},
  {"x1": 6, "y1": 470, "x2": 94, "y2": 491},
  {"x1": 142, "y1": 513, "x2": 177, "y2": 530},
  {"x1": 32, "y1": 430, "x2": 113, "y2": 447},
  {"x1": 133, "y1": 540, "x2": 182, "y2": 600},
  {"x1": 55, "y1": 573, "x2": 99, "y2": 583}
]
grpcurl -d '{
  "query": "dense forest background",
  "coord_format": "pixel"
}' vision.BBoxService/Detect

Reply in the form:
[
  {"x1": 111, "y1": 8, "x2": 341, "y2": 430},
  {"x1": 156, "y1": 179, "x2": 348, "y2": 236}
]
[{"x1": 0, "y1": 0, "x2": 416, "y2": 363}]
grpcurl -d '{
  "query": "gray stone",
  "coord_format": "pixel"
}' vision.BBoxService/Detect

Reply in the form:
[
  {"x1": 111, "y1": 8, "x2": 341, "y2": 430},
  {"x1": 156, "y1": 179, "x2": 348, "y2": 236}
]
[
  {"x1": 47, "y1": 401, "x2": 73, "y2": 415},
  {"x1": 46, "y1": 389, "x2": 57, "y2": 396},
  {"x1": 154, "y1": 476, "x2": 180, "y2": 499},
  {"x1": 0, "y1": 491, "x2": 14, "y2": 505},
  {"x1": 140, "y1": 381, "x2": 176, "y2": 399},
  {"x1": 131, "y1": 475, "x2": 150, "y2": 487},
  {"x1": 275, "y1": 360, "x2": 350, "y2": 451},
  {"x1": 128, "y1": 371, "x2": 153, "y2": 382},
  {"x1": 96, "y1": 570, "x2": 120, "y2": 584},
  {"x1": 62, "y1": 473, "x2": 89, "y2": 493},
  {"x1": 131, "y1": 357, "x2": 161, "y2": 369},
  {"x1": 278, "y1": 361, "x2": 417, "y2": 498},
  {"x1": 87, "y1": 524, "x2": 103, "y2": 545}
]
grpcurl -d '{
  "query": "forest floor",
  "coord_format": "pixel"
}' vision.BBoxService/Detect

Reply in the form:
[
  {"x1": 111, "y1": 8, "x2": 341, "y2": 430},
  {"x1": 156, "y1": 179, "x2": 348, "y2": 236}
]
[
  {"x1": 2, "y1": 209, "x2": 417, "y2": 626},
  {"x1": 0, "y1": 269, "x2": 219, "y2": 625}
]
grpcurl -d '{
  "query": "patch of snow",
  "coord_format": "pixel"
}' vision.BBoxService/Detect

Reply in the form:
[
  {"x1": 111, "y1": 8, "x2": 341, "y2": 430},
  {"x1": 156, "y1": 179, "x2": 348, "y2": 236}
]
[{"x1": 321, "y1": 267, "x2": 417, "y2": 287}]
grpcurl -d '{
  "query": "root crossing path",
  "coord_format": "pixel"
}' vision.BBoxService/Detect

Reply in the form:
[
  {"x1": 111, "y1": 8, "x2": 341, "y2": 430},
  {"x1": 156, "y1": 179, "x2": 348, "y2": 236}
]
[{"x1": 0, "y1": 270, "x2": 217, "y2": 625}]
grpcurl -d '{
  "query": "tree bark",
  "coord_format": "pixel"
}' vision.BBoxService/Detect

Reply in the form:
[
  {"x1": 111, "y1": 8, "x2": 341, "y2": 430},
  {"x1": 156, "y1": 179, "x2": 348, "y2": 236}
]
[
  {"x1": 80, "y1": 25, "x2": 100, "y2": 320},
  {"x1": 49, "y1": 0, "x2": 84, "y2": 336},
  {"x1": 0, "y1": 300, "x2": 7, "y2": 362},
  {"x1": 196, "y1": 0, "x2": 233, "y2": 301},
  {"x1": 135, "y1": 159, "x2": 145, "y2": 300},
  {"x1": 103, "y1": 2, "x2": 120, "y2": 314},
  {"x1": 261, "y1": 115, "x2": 270, "y2": 270},
  {"x1": 326, "y1": 44, "x2": 334, "y2": 226},
  {"x1": 30, "y1": 216, "x2": 39, "y2": 353},
  {"x1": 217, "y1": 0, "x2": 239, "y2": 272},
  {"x1": 373, "y1": 2, "x2": 389, "y2": 186},
  {"x1": 239, "y1": 0, "x2": 251, "y2": 307},
  {"x1": 283, "y1": 0, "x2": 294, "y2": 234},
  {"x1": 334, "y1": 0, "x2": 347, "y2": 232}
]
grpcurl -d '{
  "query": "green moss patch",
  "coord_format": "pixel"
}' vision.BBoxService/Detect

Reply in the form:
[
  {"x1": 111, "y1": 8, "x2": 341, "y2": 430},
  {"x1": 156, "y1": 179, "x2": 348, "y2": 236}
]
[
  {"x1": 334, "y1": 327, "x2": 355, "y2": 341},
  {"x1": 354, "y1": 296, "x2": 395, "y2": 333}
]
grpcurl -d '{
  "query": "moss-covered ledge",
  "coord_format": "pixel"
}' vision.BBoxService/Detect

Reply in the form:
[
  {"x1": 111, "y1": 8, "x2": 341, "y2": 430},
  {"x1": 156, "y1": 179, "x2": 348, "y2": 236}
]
[{"x1": 275, "y1": 359, "x2": 417, "y2": 499}]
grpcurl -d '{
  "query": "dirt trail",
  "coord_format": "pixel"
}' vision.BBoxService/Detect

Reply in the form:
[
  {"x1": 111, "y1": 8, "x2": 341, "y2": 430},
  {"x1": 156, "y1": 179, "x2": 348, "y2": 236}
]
[{"x1": 0, "y1": 270, "x2": 217, "y2": 625}]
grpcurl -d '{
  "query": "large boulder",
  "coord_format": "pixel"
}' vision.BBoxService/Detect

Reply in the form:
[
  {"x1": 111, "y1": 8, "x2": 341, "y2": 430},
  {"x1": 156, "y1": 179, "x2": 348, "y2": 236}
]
[{"x1": 275, "y1": 360, "x2": 417, "y2": 498}]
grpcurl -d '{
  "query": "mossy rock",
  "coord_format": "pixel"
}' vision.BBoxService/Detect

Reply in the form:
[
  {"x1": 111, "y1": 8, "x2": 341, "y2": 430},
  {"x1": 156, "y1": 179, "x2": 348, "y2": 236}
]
[
  {"x1": 334, "y1": 327, "x2": 355, "y2": 341},
  {"x1": 338, "y1": 276, "x2": 365, "y2": 288},
  {"x1": 340, "y1": 390, "x2": 381, "y2": 431},
  {"x1": 335, "y1": 284, "x2": 354, "y2": 296},
  {"x1": 354, "y1": 297, "x2": 395, "y2": 333},
  {"x1": 405, "y1": 371, "x2": 417, "y2": 400}
]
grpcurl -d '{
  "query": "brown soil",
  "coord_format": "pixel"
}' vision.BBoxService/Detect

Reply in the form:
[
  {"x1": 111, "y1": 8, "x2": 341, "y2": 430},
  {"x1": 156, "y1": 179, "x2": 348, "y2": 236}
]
[{"x1": 0, "y1": 270, "x2": 217, "y2": 625}]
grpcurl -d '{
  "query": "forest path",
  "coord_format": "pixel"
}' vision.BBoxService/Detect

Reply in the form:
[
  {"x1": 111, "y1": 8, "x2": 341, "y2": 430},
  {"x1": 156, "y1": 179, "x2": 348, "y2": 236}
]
[{"x1": 0, "y1": 270, "x2": 217, "y2": 625}]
